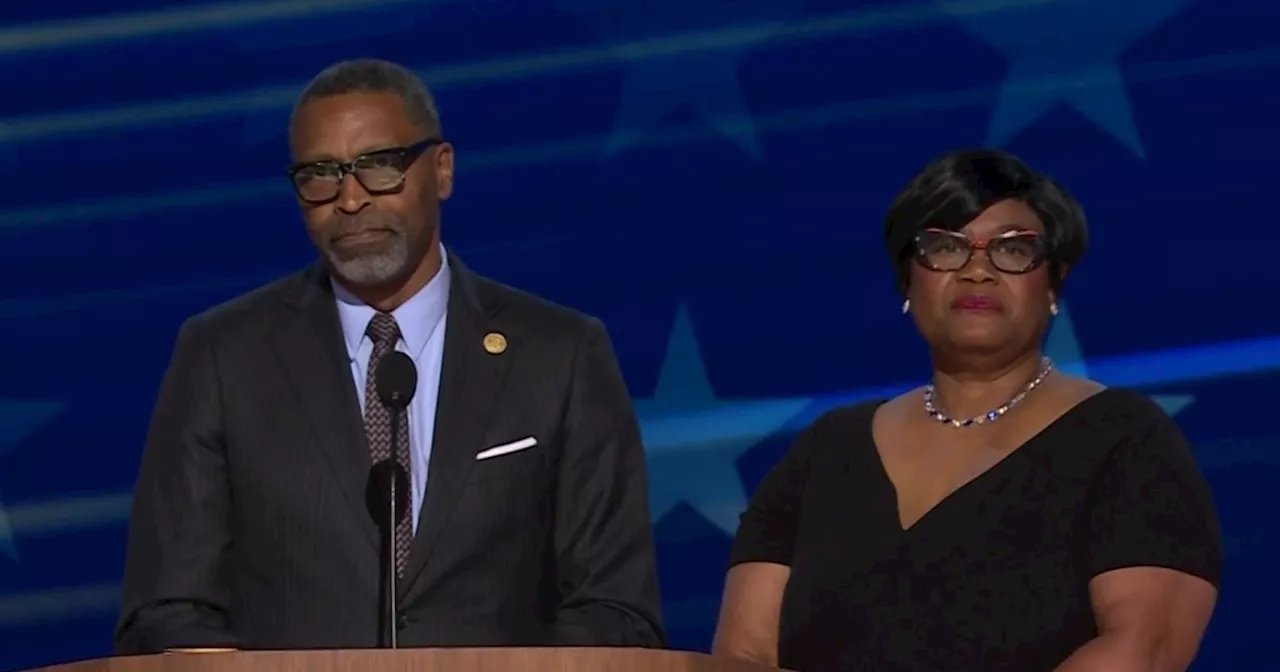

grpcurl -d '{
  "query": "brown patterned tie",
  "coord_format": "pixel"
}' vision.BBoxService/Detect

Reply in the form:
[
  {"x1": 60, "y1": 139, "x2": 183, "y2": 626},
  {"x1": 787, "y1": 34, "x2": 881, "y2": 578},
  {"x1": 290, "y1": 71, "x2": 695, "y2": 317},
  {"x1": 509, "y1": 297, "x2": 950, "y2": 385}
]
[{"x1": 363, "y1": 312, "x2": 413, "y2": 578}]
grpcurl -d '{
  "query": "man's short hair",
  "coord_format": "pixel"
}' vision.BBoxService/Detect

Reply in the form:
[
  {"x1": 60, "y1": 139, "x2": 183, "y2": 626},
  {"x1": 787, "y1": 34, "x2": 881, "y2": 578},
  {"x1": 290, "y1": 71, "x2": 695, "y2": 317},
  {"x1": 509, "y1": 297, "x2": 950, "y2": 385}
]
[{"x1": 289, "y1": 58, "x2": 442, "y2": 143}]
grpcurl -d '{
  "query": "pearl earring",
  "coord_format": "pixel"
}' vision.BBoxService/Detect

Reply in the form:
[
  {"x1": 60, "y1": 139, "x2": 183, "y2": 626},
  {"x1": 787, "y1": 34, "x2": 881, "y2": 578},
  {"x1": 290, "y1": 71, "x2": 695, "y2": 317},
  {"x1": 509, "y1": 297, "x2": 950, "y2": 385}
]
[
  {"x1": 902, "y1": 299, "x2": 910, "y2": 314},
  {"x1": 1050, "y1": 302, "x2": 1059, "y2": 316}
]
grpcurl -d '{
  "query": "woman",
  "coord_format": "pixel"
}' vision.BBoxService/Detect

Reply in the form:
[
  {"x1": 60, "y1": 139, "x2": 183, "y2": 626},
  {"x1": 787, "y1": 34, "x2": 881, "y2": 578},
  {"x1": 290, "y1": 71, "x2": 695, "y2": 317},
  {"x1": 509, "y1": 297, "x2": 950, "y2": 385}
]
[{"x1": 712, "y1": 149, "x2": 1222, "y2": 672}]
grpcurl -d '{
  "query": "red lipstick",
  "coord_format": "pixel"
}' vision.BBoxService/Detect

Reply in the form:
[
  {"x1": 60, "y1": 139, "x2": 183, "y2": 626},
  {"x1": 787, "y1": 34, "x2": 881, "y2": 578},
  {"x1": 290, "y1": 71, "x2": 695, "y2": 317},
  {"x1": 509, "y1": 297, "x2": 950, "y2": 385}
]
[{"x1": 952, "y1": 294, "x2": 1002, "y2": 311}]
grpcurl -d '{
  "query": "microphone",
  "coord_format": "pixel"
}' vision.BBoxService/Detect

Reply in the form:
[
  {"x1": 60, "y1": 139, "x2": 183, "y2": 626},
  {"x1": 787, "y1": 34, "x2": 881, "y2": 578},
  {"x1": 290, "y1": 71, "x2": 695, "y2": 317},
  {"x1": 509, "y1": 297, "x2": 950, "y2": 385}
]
[
  {"x1": 376, "y1": 352, "x2": 418, "y2": 410},
  {"x1": 371, "y1": 351, "x2": 417, "y2": 648},
  {"x1": 365, "y1": 460, "x2": 410, "y2": 532}
]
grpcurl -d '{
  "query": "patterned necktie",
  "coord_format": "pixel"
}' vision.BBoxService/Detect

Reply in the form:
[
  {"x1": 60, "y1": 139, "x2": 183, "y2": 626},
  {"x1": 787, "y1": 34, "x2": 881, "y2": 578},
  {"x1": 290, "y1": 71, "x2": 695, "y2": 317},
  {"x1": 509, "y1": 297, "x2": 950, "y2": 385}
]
[{"x1": 363, "y1": 312, "x2": 413, "y2": 578}]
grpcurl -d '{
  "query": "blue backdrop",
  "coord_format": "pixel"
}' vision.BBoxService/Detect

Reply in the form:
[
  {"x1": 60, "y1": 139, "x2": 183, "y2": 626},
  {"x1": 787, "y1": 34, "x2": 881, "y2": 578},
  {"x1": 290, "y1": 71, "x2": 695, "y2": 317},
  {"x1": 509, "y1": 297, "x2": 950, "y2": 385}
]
[{"x1": 1, "y1": 0, "x2": 1277, "y2": 669}]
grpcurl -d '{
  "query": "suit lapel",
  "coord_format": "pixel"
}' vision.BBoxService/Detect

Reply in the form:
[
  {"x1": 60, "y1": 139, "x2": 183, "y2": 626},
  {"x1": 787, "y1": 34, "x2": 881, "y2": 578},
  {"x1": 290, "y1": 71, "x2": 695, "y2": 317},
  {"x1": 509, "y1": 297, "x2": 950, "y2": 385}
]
[
  {"x1": 275, "y1": 265, "x2": 378, "y2": 551},
  {"x1": 400, "y1": 254, "x2": 513, "y2": 598}
]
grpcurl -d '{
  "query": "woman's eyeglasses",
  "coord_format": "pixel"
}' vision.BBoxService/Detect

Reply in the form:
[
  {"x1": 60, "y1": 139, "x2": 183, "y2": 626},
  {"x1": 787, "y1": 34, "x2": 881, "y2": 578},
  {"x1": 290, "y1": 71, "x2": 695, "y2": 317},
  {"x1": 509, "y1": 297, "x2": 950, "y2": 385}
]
[{"x1": 913, "y1": 228, "x2": 1047, "y2": 274}]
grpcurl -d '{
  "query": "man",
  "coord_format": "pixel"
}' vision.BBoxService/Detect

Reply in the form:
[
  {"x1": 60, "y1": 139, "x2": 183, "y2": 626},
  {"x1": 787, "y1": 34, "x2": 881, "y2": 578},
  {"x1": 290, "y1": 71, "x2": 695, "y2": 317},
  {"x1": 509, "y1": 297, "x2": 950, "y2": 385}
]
[{"x1": 116, "y1": 58, "x2": 665, "y2": 652}]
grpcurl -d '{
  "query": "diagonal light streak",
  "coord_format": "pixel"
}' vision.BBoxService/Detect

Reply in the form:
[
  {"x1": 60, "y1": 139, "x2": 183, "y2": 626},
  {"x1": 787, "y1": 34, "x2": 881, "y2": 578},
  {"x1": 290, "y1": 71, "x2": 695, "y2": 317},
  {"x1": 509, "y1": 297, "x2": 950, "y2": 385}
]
[
  {"x1": 0, "y1": 0, "x2": 1055, "y2": 143},
  {"x1": 3, "y1": 44, "x2": 1276, "y2": 233},
  {"x1": 0, "y1": 0, "x2": 435, "y2": 55},
  {"x1": 0, "y1": 582, "x2": 120, "y2": 626}
]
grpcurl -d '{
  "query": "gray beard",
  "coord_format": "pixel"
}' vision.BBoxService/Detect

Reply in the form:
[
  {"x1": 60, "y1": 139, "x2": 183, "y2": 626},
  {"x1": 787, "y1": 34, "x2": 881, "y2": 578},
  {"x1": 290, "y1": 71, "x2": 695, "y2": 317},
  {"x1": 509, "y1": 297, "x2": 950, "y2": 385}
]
[
  {"x1": 326, "y1": 235, "x2": 411, "y2": 286},
  {"x1": 324, "y1": 211, "x2": 415, "y2": 287}
]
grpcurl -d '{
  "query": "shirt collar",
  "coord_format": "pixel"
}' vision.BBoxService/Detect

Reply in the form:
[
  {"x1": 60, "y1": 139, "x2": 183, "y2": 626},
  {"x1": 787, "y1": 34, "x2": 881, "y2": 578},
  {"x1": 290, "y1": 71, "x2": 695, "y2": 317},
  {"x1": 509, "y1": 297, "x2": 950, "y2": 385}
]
[{"x1": 332, "y1": 244, "x2": 451, "y2": 359}]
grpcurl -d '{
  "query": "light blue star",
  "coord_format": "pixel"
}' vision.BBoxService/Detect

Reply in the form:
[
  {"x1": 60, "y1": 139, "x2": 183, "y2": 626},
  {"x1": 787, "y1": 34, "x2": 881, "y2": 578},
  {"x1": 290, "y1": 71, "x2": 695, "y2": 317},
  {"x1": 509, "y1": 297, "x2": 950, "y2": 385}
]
[
  {"x1": 606, "y1": 55, "x2": 763, "y2": 159},
  {"x1": 0, "y1": 398, "x2": 65, "y2": 560},
  {"x1": 1046, "y1": 302, "x2": 1193, "y2": 415},
  {"x1": 556, "y1": 0, "x2": 801, "y2": 160},
  {"x1": 938, "y1": 0, "x2": 1195, "y2": 156},
  {"x1": 636, "y1": 305, "x2": 811, "y2": 534}
]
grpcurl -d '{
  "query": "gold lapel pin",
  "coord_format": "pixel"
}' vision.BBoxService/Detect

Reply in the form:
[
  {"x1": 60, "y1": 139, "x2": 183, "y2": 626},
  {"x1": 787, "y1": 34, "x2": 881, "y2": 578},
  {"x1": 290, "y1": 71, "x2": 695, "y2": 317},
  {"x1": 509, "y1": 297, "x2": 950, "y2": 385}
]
[{"x1": 483, "y1": 332, "x2": 507, "y2": 354}]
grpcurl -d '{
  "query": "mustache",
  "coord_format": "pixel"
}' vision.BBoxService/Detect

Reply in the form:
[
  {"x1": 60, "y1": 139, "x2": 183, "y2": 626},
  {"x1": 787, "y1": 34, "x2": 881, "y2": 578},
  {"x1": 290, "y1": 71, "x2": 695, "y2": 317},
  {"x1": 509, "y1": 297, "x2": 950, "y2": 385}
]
[{"x1": 330, "y1": 212, "x2": 406, "y2": 239}]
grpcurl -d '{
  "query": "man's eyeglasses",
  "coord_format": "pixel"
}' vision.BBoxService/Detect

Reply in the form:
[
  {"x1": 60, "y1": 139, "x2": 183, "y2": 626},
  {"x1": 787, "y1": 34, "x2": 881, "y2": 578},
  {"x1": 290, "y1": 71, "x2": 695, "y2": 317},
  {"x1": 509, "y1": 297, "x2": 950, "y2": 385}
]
[
  {"x1": 913, "y1": 228, "x2": 1047, "y2": 274},
  {"x1": 287, "y1": 138, "x2": 443, "y2": 204}
]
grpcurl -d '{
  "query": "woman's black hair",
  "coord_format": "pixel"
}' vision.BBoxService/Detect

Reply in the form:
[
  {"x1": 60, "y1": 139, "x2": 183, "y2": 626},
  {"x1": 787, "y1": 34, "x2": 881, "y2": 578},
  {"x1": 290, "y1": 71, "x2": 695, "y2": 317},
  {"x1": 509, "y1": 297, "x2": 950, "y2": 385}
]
[{"x1": 883, "y1": 148, "x2": 1089, "y2": 293}]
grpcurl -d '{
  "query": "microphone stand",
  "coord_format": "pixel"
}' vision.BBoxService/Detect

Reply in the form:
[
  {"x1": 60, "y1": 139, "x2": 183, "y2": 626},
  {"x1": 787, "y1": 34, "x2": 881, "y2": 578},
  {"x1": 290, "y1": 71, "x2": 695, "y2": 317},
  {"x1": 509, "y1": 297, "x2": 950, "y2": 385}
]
[
  {"x1": 386, "y1": 406, "x2": 404, "y2": 650},
  {"x1": 373, "y1": 350, "x2": 418, "y2": 650}
]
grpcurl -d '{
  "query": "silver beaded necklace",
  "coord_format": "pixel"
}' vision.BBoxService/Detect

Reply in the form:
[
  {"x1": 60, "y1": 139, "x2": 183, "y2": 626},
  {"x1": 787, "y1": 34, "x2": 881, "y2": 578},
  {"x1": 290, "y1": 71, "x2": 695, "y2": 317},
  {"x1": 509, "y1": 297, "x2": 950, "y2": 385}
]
[{"x1": 923, "y1": 357, "x2": 1054, "y2": 428}]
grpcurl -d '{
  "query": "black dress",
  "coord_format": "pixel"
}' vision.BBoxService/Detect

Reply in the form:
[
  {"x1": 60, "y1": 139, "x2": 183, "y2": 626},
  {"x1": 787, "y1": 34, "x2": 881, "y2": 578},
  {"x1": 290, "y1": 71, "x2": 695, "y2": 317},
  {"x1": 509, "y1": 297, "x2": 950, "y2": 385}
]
[{"x1": 729, "y1": 388, "x2": 1223, "y2": 672}]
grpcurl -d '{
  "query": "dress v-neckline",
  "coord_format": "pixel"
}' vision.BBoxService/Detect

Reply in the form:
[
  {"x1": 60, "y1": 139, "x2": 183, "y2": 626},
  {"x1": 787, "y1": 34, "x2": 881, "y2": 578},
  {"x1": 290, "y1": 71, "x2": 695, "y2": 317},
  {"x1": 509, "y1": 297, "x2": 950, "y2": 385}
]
[{"x1": 867, "y1": 389, "x2": 1115, "y2": 534}]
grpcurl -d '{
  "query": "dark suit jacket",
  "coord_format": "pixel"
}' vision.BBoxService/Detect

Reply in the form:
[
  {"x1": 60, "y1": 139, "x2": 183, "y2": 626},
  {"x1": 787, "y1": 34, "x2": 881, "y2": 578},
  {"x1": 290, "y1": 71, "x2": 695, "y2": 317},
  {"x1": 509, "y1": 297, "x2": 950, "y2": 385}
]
[{"x1": 115, "y1": 252, "x2": 665, "y2": 652}]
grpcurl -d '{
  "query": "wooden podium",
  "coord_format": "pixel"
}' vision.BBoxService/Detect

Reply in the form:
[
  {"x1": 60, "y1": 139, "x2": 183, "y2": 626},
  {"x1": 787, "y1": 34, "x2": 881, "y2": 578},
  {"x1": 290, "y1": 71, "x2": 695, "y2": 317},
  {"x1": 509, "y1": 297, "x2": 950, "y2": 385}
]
[{"x1": 24, "y1": 648, "x2": 785, "y2": 672}]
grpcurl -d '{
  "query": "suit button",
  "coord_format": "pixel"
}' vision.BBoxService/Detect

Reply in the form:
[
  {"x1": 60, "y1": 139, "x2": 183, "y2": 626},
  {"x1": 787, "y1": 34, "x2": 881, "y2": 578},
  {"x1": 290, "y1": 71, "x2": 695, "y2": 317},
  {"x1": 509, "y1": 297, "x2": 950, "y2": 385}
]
[{"x1": 396, "y1": 613, "x2": 409, "y2": 631}]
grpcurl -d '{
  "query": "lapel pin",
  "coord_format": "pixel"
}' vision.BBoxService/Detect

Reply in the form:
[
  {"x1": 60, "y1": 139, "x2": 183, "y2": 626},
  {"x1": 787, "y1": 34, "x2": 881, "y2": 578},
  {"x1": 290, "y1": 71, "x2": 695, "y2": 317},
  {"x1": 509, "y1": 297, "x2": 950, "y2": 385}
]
[{"x1": 483, "y1": 332, "x2": 507, "y2": 354}]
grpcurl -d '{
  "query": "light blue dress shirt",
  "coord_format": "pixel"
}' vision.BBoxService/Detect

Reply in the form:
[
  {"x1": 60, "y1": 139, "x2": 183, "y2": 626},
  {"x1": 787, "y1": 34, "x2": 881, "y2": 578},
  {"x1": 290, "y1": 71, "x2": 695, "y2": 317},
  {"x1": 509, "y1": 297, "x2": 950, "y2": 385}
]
[{"x1": 333, "y1": 249, "x2": 450, "y2": 533}]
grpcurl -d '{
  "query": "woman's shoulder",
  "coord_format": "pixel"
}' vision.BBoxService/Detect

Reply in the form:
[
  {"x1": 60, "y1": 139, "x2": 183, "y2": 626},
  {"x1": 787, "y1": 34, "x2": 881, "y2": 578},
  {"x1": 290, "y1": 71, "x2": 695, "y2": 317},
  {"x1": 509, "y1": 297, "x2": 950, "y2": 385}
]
[
  {"x1": 1054, "y1": 383, "x2": 1182, "y2": 437},
  {"x1": 796, "y1": 398, "x2": 886, "y2": 451},
  {"x1": 1036, "y1": 383, "x2": 1195, "y2": 474},
  {"x1": 799, "y1": 387, "x2": 929, "y2": 445}
]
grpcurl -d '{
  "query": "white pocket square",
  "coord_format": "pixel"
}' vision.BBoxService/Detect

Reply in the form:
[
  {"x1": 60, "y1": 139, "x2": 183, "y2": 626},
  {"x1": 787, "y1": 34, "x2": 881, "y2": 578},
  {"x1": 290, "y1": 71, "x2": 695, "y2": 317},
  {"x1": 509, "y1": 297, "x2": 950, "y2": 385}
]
[{"x1": 475, "y1": 436, "x2": 537, "y2": 461}]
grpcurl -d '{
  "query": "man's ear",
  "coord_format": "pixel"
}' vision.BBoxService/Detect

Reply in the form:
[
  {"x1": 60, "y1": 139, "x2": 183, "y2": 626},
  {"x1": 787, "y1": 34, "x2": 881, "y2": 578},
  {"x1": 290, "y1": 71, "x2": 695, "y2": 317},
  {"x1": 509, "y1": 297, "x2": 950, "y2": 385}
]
[{"x1": 434, "y1": 142, "x2": 456, "y2": 200}]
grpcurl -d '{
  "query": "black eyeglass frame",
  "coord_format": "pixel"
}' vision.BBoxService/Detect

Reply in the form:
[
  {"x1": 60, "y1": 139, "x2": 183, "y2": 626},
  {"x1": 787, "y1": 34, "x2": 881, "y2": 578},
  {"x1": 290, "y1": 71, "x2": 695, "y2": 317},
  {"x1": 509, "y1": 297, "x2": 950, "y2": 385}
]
[
  {"x1": 912, "y1": 227, "x2": 1049, "y2": 275},
  {"x1": 287, "y1": 138, "x2": 444, "y2": 204}
]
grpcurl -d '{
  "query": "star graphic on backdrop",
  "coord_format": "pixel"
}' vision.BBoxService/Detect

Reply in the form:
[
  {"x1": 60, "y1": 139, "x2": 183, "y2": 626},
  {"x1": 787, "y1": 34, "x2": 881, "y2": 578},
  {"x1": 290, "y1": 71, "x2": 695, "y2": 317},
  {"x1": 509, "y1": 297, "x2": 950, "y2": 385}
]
[
  {"x1": 0, "y1": 398, "x2": 65, "y2": 560},
  {"x1": 555, "y1": 0, "x2": 802, "y2": 160},
  {"x1": 938, "y1": 0, "x2": 1195, "y2": 156},
  {"x1": 636, "y1": 305, "x2": 812, "y2": 534},
  {"x1": 1046, "y1": 302, "x2": 1194, "y2": 415}
]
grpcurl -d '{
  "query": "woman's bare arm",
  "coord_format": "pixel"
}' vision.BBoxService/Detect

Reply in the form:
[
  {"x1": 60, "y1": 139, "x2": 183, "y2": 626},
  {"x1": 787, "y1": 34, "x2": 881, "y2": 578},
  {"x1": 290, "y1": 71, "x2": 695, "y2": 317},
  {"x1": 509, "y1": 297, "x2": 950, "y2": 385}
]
[
  {"x1": 711, "y1": 562, "x2": 792, "y2": 666},
  {"x1": 1055, "y1": 566, "x2": 1218, "y2": 672}
]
